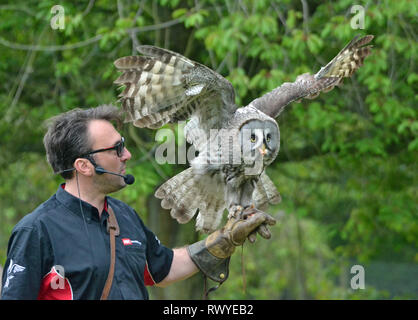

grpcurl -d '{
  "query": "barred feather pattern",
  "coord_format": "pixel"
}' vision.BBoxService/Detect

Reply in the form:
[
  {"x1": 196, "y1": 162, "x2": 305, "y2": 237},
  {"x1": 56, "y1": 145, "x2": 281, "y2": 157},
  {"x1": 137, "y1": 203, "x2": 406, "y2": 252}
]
[
  {"x1": 114, "y1": 52, "x2": 194, "y2": 128},
  {"x1": 113, "y1": 36, "x2": 373, "y2": 233},
  {"x1": 251, "y1": 35, "x2": 374, "y2": 118},
  {"x1": 155, "y1": 168, "x2": 226, "y2": 232},
  {"x1": 315, "y1": 34, "x2": 374, "y2": 80},
  {"x1": 155, "y1": 167, "x2": 282, "y2": 233},
  {"x1": 114, "y1": 45, "x2": 236, "y2": 135}
]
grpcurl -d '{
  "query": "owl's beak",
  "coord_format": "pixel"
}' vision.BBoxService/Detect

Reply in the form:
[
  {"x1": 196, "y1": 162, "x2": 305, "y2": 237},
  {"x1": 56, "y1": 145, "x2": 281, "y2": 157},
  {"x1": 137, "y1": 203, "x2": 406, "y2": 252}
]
[{"x1": 258, "y1": 144, "x2": 267, "y2": 156}]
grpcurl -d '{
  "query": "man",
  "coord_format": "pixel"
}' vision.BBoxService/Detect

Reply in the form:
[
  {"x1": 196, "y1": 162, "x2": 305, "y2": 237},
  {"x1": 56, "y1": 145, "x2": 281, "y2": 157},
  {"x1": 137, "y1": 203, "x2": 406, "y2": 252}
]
[{"x1": 1, "y1": 105, "x2": 275, "y2": 300}]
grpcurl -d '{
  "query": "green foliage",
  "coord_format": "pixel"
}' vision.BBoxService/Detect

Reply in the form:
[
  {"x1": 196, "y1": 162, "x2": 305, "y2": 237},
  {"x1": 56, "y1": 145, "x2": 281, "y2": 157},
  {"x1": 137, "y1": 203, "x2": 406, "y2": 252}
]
[{"x1": 0, "y1": 0, "x2": 416, "y2": 299}]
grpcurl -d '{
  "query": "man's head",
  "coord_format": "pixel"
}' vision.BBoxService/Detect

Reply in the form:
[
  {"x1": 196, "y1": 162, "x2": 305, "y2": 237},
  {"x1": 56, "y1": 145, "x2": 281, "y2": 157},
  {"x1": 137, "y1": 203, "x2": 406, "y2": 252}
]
[{"x1": 43, "y1": 105, "x2": 131, "y2": 193}]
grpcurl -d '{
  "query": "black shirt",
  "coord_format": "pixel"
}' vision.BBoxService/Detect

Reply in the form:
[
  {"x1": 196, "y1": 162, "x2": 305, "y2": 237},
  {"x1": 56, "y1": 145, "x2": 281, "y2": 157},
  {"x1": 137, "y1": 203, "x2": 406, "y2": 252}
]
[{"x1": 1, "y1": 184, "x2": 173, "y2": 300}]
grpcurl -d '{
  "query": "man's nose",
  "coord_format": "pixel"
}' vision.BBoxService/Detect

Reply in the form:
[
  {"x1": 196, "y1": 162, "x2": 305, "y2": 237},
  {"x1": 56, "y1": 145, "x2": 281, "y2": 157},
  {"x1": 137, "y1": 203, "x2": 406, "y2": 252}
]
[{"x1": 121, "y1": 147, "x2": 132, "y2": 161}]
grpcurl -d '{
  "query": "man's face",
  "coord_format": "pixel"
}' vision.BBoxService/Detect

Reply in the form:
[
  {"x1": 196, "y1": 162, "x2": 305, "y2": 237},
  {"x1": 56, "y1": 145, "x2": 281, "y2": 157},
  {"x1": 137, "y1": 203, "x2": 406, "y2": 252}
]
[{"x1": 87, "y1": 120, "x2": 132, "y2": 194}]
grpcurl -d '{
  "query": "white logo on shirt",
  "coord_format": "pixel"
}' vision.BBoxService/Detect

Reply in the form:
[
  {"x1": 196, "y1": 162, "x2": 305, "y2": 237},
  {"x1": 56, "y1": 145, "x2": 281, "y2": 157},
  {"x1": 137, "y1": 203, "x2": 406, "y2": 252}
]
[
  {"x1": 4, "y1": 259, "x2": 26, "y2": 288},
  {"x1": 122, "y1": 238, "x2": 142, "y2": 246}
]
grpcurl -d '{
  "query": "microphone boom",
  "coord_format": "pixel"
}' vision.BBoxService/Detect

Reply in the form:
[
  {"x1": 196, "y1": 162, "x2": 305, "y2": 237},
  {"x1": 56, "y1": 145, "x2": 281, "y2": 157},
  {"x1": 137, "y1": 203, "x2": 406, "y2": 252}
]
[{"x1": 95, "y1": 167, "x2": 135, "y2": 185}]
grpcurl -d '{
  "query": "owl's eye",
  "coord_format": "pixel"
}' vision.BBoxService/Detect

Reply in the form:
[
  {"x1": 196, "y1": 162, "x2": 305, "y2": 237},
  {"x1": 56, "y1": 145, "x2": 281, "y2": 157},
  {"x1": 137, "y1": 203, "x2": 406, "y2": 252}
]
[
  {"x1": 266, "y1": 133, "x2": 271, "y2": 142},
  {"x1": 250, "y1": 134, "x2": 256, "y2": 143}
]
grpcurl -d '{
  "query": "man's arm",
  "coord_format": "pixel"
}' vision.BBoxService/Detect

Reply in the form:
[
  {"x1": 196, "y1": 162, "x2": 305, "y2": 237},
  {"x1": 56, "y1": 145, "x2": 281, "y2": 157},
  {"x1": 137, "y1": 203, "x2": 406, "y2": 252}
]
[
  {"x1": 1, "y1": 226, "x2": 44, "y2": 299},
  {"x1": 156, "y1": 208, "x2": 276, "y2": 287},
  {"x1": 155, "y1": 247, "x2": 199, "y2": 288}
]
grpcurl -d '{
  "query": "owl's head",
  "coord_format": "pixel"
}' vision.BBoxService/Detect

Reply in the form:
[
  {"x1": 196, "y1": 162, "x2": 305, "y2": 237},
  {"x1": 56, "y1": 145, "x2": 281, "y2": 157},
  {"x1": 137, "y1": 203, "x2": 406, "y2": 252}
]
[{"x1": 239, "y1": 119, "x2": 280, "y2": 168}]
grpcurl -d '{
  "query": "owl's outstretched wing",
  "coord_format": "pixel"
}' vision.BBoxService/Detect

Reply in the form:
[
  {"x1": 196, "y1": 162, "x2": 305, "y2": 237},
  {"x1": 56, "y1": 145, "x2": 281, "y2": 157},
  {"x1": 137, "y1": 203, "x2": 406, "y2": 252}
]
[
  {"x1": 250, "y1": 35, "x2": 374, "y2": 119},
  {"x1": 114, "y1": 46, "x2": 237, "y2": 134}
]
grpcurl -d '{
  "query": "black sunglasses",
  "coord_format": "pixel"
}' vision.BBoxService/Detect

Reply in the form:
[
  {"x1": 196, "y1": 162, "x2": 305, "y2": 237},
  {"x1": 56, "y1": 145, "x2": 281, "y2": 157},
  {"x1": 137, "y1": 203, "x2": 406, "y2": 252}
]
[{"x1": 83, "y1": 137, "x2": 125, "y2": 158}]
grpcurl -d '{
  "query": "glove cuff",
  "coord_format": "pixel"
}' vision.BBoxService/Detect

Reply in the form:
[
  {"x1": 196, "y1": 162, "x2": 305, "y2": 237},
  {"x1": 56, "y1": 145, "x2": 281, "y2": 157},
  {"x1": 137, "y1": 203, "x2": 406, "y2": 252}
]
[{"x1": 187, "y1": 240, "x2": 230, "y2": 283}]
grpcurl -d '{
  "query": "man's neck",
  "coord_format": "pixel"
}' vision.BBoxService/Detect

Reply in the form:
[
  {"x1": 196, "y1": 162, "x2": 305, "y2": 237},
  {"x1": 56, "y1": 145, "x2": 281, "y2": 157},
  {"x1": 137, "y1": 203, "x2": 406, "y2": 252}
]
[{"x1": 64, "y1": 179, "x2": 106, "y2": 216}]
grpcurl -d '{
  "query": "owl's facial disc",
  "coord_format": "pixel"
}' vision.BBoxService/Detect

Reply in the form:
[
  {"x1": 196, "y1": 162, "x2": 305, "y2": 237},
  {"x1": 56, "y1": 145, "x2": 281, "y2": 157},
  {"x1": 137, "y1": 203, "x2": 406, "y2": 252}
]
[{"x1": 240, "y1": 120, "x2": 279, "y2": 161}]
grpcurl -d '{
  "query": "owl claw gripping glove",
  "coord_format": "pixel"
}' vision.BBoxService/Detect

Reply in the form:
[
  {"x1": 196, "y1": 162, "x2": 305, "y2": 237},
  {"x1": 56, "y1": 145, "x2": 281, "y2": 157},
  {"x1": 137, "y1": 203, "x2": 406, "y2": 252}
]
[{"x1": 187, "y1": 208, "x2": 276, "y2": 283}]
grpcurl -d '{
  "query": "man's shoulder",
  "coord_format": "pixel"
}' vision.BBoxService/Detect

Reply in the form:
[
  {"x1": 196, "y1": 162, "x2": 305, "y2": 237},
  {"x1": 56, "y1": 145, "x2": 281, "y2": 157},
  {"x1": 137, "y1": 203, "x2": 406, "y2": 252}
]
[{"x1": 13, "y1": 193, "x2": 60, "y2": 231}]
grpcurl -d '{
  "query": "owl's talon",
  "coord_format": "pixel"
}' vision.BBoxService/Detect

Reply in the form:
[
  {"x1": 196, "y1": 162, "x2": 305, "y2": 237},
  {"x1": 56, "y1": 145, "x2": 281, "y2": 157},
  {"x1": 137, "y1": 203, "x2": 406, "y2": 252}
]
[
  {"x1": 228, "y1": 205, "x2": 244, "y2": 220},
  {"x1": 241, "y1": 205, "x2": 258, "y2": 220}
]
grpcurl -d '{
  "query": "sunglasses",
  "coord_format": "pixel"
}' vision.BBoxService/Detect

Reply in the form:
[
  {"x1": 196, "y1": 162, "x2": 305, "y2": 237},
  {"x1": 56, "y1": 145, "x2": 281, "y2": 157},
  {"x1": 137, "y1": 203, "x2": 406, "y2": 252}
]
[{"x1": 83, "y1": 137, "x2": 125, "y2": 158}]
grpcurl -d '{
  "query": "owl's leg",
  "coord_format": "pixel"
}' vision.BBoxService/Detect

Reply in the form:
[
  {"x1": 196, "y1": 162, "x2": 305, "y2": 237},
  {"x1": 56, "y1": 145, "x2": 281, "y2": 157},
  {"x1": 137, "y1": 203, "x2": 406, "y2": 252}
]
[
  {"x1": 226, "y1": 178, "x2": 256, "y2": 220},
  {"x1": 225, "y1": 174, "x2": 245, "y2": 219},
  {"x1": 239, "y1": 179, "x2": 257, "y2": 212}
]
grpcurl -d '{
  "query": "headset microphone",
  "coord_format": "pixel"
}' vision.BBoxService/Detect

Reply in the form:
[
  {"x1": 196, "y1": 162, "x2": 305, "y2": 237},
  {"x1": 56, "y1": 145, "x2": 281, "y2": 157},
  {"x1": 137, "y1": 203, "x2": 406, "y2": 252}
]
[{"x1": 95, "y1": 166, "x2": 135, "y2": 185}]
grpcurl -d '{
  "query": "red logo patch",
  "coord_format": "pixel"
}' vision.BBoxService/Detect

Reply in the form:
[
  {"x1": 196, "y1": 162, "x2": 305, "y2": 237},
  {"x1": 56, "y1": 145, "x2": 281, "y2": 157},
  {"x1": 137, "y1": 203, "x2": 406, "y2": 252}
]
[{"x1": 122, "y1": 238, "x2": 132, "y2": 246}]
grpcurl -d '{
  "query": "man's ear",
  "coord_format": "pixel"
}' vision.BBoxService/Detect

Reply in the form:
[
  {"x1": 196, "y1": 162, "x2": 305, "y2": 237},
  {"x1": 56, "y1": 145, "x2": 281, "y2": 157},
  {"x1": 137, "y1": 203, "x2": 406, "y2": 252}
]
[{"x1": 73, "y1": 158, "x2": 95, "y2": 177}]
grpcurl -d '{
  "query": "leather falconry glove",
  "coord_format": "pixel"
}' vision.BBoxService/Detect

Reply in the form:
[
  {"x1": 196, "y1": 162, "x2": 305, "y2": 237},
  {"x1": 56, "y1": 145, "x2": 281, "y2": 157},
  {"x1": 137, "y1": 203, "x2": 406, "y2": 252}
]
[{"x1": 187, "y1": 207, "x2": 276, "y2": 283}]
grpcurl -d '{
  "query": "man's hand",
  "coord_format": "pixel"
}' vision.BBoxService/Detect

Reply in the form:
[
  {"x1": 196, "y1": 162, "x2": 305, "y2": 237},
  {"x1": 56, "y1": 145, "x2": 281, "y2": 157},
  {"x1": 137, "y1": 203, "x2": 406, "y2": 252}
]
[
  {"x1": 206, "y1": 208, "x2": 277, "y2": 259},
  {"x1": 241, "y1": 207, "x2": 277, "y2": 244},
  {"x1": 187, "y1": 208, "x2": 277, "y2": 283}
]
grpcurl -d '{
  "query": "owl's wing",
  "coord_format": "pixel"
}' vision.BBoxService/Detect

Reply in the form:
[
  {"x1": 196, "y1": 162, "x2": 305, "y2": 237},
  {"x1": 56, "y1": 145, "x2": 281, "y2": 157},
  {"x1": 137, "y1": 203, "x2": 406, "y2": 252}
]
[
  {"x1": 113, "y1": 46, "x2": 237, "y2": 134},
  {"x1": 250, "y1": 35, "x2": 374, "y2": 119}
]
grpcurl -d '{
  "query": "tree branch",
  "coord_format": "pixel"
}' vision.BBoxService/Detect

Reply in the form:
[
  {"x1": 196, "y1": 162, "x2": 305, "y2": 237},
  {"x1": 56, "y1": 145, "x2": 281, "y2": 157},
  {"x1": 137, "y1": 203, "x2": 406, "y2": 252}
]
[
  {"x1": 300, "y1": 0, "x2": 310, "y2": 35},
  {"x1": 0, "y1": 19, "x2": 183, "y2": 52}
]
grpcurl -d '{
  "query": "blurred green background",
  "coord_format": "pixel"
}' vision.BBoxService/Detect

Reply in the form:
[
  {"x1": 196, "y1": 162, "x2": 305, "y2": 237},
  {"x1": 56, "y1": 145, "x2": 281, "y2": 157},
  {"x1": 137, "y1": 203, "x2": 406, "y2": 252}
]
[{"x1": 0, "y1": 0, "x2": 416, "y2": 299}]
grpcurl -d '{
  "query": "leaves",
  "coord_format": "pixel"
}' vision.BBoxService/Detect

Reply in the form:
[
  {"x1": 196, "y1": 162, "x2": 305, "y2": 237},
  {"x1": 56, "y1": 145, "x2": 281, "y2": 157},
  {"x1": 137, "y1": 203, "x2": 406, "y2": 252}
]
[{"x1": 0, "y1": 0, "x2": 416, "y2": 300}]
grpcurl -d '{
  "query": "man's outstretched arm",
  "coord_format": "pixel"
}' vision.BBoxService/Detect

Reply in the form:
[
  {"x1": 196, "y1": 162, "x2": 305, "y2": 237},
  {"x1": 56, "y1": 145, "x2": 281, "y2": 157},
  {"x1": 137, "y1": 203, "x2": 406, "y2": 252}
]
[{"x1": 156, "y1": 208, "x2": 276, "y2": 287}]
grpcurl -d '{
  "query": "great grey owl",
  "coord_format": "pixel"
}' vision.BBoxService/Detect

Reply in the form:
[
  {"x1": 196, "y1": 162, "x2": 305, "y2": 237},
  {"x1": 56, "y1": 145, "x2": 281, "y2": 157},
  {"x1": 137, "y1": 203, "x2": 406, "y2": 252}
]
[{"x1": 113, "y1": 35, "x2": 373, "y2": 233}]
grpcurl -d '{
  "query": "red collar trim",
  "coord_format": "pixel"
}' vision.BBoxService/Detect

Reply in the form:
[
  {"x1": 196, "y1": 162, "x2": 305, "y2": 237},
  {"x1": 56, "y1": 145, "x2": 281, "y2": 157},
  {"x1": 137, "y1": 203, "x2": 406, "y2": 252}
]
[{"x1": 103, "y1": 197, "x2": 108, "y2": 212}]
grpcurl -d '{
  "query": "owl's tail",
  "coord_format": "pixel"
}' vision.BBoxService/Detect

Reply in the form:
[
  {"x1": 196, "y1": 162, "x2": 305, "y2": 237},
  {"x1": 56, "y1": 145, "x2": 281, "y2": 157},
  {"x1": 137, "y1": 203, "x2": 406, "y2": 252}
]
[{"x1": 155, "y1": 168, "x2": 226, "y2": 233}]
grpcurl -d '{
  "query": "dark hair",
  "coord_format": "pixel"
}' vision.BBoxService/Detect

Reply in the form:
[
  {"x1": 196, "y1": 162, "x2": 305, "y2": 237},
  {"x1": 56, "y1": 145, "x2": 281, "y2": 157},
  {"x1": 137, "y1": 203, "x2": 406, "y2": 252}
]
[{"x1": 43, "y1": 104, "x2": 123, "y2": 179}]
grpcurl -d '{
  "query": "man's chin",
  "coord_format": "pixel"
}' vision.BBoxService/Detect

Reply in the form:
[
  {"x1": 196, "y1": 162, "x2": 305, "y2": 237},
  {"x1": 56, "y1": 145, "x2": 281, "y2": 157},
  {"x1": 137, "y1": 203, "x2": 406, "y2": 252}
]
[
  {"x1": 110, "y1": 179, "x2": 127, "y2": 193},
  {"x1": 95, "y1": 176, "x2": 126, "y2": 195}
]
